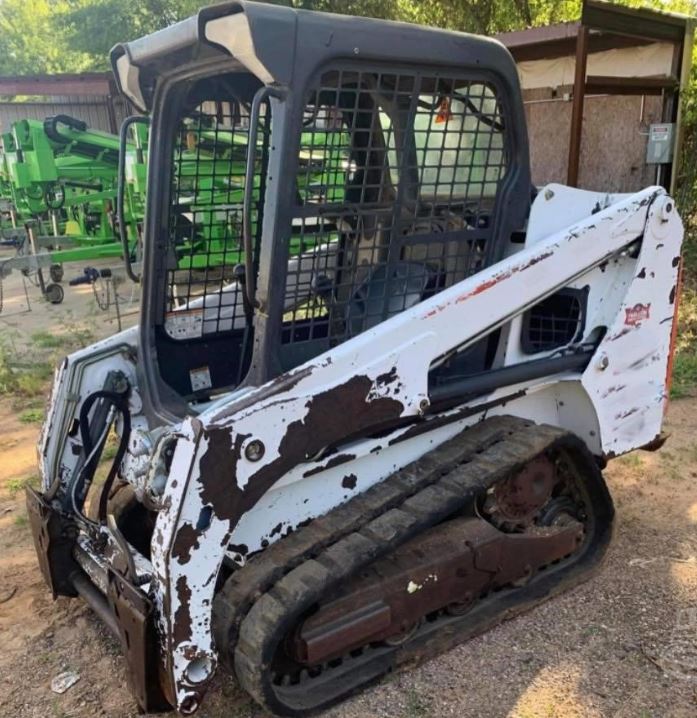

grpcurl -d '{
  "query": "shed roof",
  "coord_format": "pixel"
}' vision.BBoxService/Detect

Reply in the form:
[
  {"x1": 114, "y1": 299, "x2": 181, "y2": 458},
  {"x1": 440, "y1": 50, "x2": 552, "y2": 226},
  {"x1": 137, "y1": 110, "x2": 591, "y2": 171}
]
[{"x1": 497, "y1": 0, "x2": 693, "y2": 62}]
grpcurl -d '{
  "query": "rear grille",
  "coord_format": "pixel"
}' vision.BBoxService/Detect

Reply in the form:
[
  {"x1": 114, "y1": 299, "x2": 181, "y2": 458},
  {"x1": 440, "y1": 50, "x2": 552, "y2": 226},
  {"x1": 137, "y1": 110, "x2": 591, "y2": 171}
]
[{"x1": 521, "y1": 289, "x2": 587, "y2": 354}]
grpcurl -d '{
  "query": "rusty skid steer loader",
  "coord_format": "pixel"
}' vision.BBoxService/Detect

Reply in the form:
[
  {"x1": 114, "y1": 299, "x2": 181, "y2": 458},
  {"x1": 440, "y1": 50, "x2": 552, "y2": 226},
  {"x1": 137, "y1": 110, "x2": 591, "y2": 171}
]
[{"x1": 27, "y1": 2, "x2": 684, "y2": 715}]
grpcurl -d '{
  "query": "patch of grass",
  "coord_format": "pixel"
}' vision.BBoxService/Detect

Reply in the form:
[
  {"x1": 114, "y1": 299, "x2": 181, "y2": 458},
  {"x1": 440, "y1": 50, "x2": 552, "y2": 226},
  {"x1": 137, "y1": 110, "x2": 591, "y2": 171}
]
[
  {"x1": 0, "y1": 334, "x2": 20, "y2": 395},
  {"x1": 31, "y1": 315, "x2": 96, "y2": 353},
  {"x1": 13, "y1": 513, "x2": 28, "y2": 528},
  {"x1": 671, "y1": 286, "x2": 697, "y2": 398},
  {"x1": 618, "y1": 452, "x2": 643, "y2": 468},
  {"x1": 14, "y1": 362, "x2": 53, "y2": 397},
  {"x1": 6, "y1": 474, "x2": 40, "y2": 497},
  {"x1": 18, "y1": 407, "x2": 44, "y2": 424},
  {"x1": 30, "y1": 330, "x2": 67, "y2": 349},
  {"x1": 68, "y1": 324, "x2": 96, "y2": 348},
  {"x1": 1, "y1": 315, "x2": 98, "y2": 401},
  {"x1": 0, "y1": 334, "x2": 54, "y2": 398},
  {"x1": 57, "y1": 312, "x2": 97, "y2": 349},
  {"x1": 671, "y1": 352, "x2": 697, "y2": 399}
]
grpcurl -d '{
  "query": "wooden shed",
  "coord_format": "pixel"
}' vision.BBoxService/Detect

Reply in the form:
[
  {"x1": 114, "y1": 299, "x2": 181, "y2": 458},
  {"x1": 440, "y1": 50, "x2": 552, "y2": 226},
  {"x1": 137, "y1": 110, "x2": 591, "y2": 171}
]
[{"x1": 497, "y1": 0, "x2": 695, "y2": 194}]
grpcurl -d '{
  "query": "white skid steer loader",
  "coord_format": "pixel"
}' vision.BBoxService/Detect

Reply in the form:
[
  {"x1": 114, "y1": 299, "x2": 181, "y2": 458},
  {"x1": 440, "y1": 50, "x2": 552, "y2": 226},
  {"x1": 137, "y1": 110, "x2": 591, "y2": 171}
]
[{"x1": 27, "y1": 2, "x2": 684, "y2": 715}]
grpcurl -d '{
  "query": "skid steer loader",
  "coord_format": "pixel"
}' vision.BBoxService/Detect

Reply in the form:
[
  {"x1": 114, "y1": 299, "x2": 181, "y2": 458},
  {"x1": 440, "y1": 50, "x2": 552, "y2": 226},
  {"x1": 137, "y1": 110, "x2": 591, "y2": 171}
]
[{"x1": 26, "y1": 2, "x2": 684, "y2": 715}]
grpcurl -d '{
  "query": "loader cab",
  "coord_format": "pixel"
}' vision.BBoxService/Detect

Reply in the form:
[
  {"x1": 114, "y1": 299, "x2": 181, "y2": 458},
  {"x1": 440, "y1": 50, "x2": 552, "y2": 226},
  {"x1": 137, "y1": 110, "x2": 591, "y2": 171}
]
[{"x1": 112, "y1": 2, "x2": 531, "y2": 419}]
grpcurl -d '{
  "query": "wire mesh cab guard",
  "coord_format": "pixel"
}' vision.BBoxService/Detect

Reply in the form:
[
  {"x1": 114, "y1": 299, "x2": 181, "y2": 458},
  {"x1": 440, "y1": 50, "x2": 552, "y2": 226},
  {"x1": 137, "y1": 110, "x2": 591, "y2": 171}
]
[
  {"x1": 151, "y1": 63, "x2": 519, "y2": 402},
  {"x1": 154, "y1": 73, "x2": 270, "y2": 398},
  {"x1": 279, "y1": 65, "x2": 509, "y2": 377}
]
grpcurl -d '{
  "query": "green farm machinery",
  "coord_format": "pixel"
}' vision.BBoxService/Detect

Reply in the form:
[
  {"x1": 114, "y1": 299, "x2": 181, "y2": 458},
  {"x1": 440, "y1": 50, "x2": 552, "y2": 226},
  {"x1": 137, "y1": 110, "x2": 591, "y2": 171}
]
[
  {"x1": 0, "y1": 104, "x2": 347, "y2": 308},
  {"x1": 0, "y1": 115, "x2": 147, "y2": 303}
]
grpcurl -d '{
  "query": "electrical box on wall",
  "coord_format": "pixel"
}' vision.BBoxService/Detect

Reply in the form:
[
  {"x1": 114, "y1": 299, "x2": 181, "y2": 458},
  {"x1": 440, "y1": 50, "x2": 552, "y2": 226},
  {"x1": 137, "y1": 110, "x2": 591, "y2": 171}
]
[{"x1": 646, "y1": 123, "x2": 675, "y2": 164}]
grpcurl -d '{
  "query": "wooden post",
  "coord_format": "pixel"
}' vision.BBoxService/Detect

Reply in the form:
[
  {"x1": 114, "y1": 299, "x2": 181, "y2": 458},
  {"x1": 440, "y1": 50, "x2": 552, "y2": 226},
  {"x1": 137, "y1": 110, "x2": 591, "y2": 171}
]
[
  {"x1": 567, "y1": 26, "x2": 589, "y2": 187},
  {"x1": 668, "y1": 20, "x2": 695, "y2": 194}
]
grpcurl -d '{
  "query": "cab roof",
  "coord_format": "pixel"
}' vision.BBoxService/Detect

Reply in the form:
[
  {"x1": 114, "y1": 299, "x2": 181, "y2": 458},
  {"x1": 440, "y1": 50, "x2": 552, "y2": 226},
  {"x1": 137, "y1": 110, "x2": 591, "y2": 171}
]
[{"x1": 110, "y1": 0, "x2": 520, "y2": 112}]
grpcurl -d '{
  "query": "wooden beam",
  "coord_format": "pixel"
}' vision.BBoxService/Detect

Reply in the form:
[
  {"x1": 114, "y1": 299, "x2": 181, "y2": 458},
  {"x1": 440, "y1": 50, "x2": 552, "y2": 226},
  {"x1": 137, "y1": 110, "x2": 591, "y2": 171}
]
[
  {"x1": 567, "y1": 26, "x2": 589, "y2": 188},
  {"x1": 585, "y1": 75, "x2": 679, "y2": 96},
  {"x1": 505, "y1": 31, "x2": 653, "y2": 64},
  {"x1": 582, "y1": 0, "x2": 687, "y2": 43},
  {"x1": 670, "y1": 19, "x2": 696, "y2": 194}
]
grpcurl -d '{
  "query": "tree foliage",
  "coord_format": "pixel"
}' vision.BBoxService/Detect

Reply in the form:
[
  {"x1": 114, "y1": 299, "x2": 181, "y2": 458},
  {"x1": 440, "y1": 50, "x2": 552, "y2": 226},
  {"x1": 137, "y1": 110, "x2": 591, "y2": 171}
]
[
  {"x1": 0, "y1": 0, "x2": 91, "y2": 75},
  {"x1": 0, "y1": 0, "x2": 692, "y2": 74}
]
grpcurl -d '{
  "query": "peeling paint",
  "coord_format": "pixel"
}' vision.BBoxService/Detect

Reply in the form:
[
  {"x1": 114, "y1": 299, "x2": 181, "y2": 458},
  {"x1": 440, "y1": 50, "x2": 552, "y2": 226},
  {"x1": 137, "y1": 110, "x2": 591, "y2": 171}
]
[
  {"x1": 341, "y1": 474, "x2": 358, "y2": 490},
  {"x1": 171, "y1": 523, "x2": 200, "y2": 564},
  {"x1": 303, "y1": 453, "x2": 357, "y2": 478},
  {"x1": 173, "y1": 576, "x2": 193, "y2": 644}
]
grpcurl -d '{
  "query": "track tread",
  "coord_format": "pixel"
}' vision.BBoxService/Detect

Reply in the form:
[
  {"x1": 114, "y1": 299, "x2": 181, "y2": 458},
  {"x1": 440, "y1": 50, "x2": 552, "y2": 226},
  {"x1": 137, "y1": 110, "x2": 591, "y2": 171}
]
[
  {"x1": 213, "y1": 416, "x2": 613, "y2": 716},
  {"x1": 213, "y1": 416, "x2": 528, "y2": 663}
]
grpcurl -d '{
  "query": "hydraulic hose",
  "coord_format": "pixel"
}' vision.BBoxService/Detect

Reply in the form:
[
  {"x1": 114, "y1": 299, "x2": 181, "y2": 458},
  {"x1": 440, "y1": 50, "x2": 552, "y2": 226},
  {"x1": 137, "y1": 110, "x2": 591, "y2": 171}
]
[
  {"x1": 75, "y1": 389, "x2": 132, "y2": 526},
  {"x1": 43, "y1": 114, "x2": 88, "y2": 144},
  {"x1": 44, "y1": 115, "x2": 119, "y2": 163}
]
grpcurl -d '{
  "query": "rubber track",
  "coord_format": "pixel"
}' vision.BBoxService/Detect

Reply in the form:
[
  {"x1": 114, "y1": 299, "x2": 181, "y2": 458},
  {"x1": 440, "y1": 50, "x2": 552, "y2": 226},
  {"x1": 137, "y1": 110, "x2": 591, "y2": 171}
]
[
  {"x1": 213, "y1": 416, "x2": 612, "y2": 716},
  {"x1": 213, "y1": 415, "x2": 529, "y2": 658}
]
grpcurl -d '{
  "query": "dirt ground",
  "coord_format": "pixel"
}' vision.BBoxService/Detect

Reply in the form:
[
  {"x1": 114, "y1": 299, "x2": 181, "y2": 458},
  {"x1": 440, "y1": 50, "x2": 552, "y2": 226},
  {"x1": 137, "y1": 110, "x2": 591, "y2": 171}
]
[
  {"x1": 0, "y1": 272, "x2": 696, "y2": 718},
  {"x1": 0, "y1": 261, "x2": 140, "y2": 344}
]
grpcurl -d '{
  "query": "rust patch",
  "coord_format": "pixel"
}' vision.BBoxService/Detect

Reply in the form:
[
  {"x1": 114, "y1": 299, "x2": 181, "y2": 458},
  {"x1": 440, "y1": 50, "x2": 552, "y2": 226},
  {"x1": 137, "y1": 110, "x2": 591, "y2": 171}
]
[
  {"x1": 198, "y1": 375, "x2": 404, "y2": 525},
  {"x1": 522, "y1": 251, "x2": 554, "y2": 269},
  {"x1": 196, "y1": 429, "x2": 249, "y2": 521},
  {"x1": 303, "y1": 453, "x2": 357, "y2": 478},
  {"x1": 171, "y1": 523, "x2": 200, "y2": 565},
  {"x1": 172, "y1": 576, "x2": 192, "y2": 645},
  {"x1": 375, "y1": 366, "x2": 398, "y2": 386},
  {"x1": 423, "y1": 251, "x2": 553, "y2": 319},
  {"x1": 341, "y1": 474, "x2": 358, "y2": 490},
  {"x1": 210, "y1": 366, "x2": 314, "y2": 422}
]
